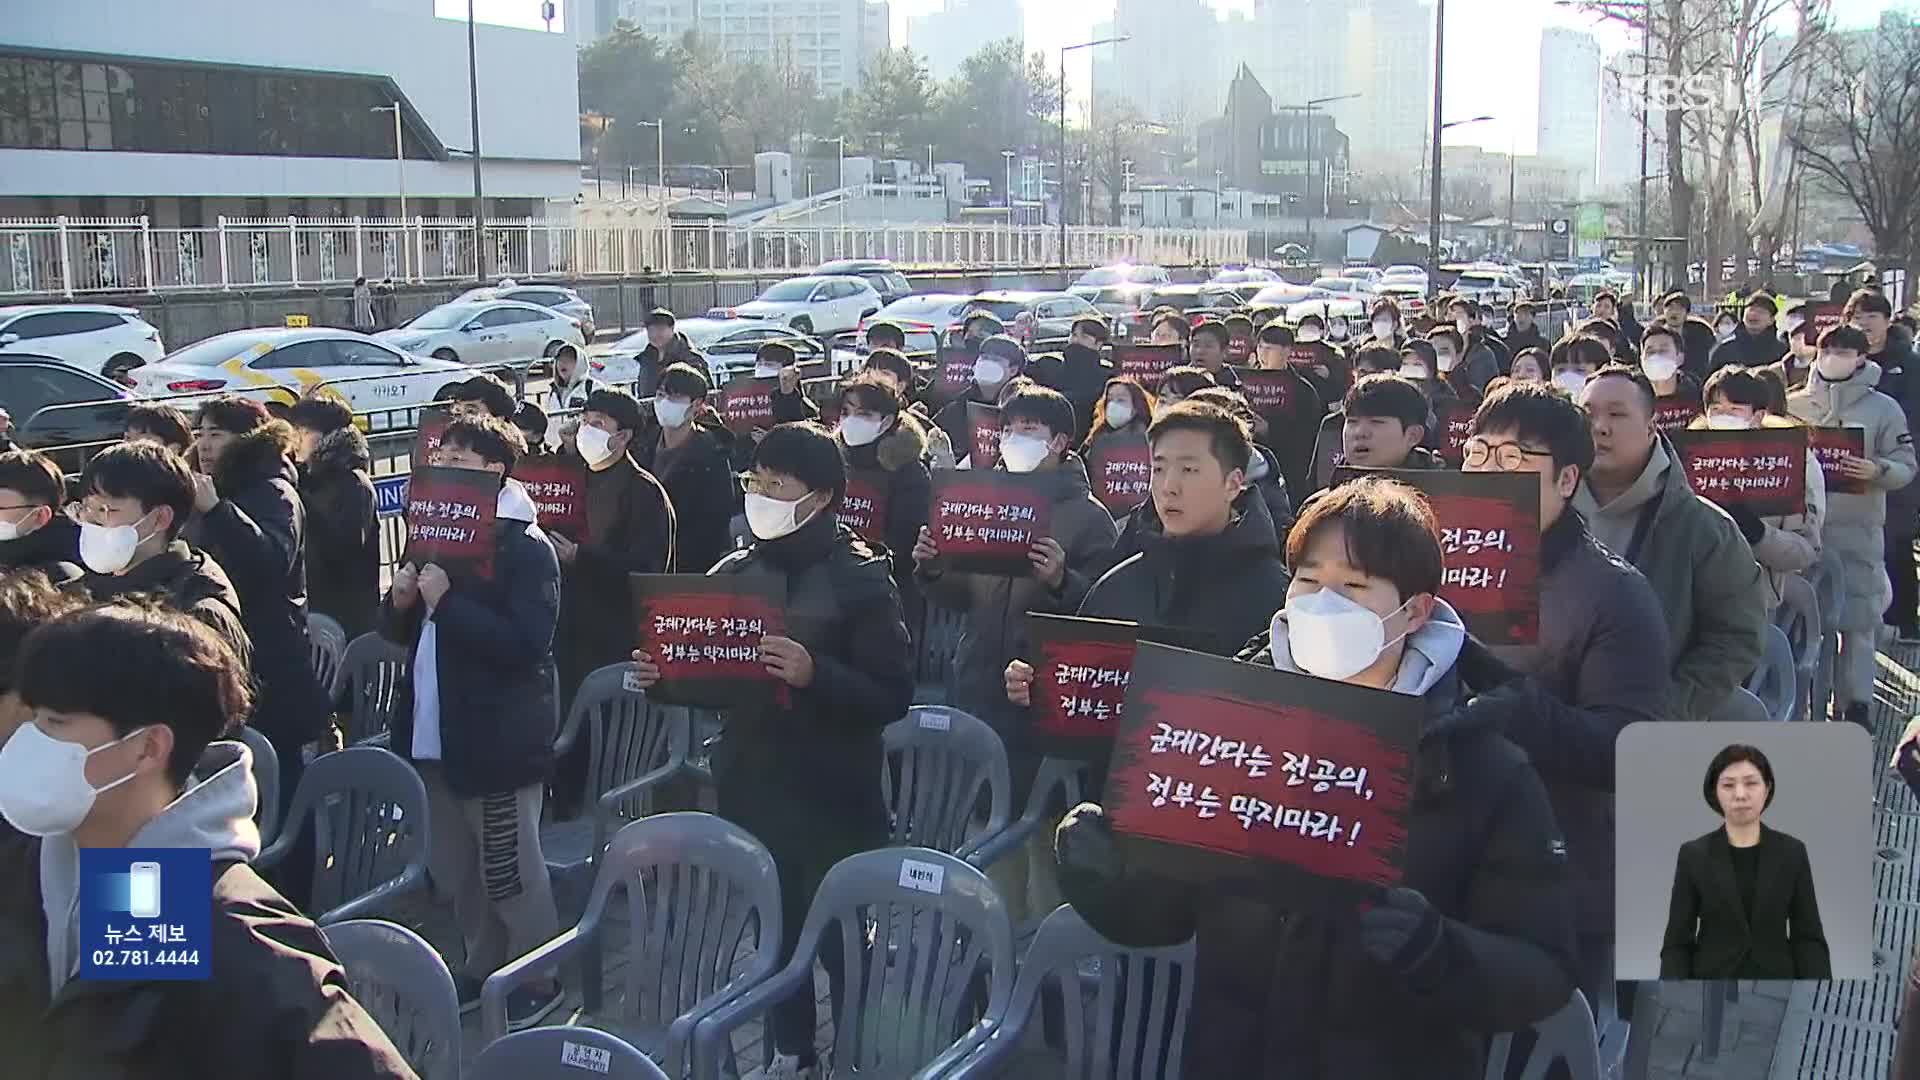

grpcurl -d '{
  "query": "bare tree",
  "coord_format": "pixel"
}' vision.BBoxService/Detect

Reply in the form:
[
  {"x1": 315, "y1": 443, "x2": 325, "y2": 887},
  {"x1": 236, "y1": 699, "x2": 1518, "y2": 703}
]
[{"x1": 1791, "y1": 15, "x2": 1920, "y2": 262}]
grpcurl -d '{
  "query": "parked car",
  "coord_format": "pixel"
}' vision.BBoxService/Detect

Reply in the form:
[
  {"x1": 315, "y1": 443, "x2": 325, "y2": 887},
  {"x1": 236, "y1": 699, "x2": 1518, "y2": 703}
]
[
  {"x1": 856, "y1": 293, "x2": 975, "y2": 357},
  {"x1": 378, "y1": 300, "x2": 585, "y2": 367},
  {"x1": 451, "y1": 284, "x2": 597, "y2": 339},
  {"x1": 1067, "y1": 263, "x2": 1170, "y2": 300},
  {"x1": 1309, "y1": 276, "x2": 1380, "y2": 301},
  {"x1": 1380, "y1": 265, "x2": 1430, "y2": 287},
  {"x1": 130, "y1": 328, "x2": 469, "y2": 427},
  {"x1": 1376, "y1": 280, "x2": 1430, "y2": 318},
  {"x1": 1449, "y1": 268, "x2": 1530, "y2": 308},
  {"x1": 595, "y1": 318, "x2": 833, "y2": 387},
  {"x1": 711, "y1": 275, "x2": 882, "y2": 336},
  {"x1": 1, "y1": 352, "x2": 134, "y2": 468},
  {"x1": 1247, "y1": 283, "x2": 1333, "y2": 309},
  {"x1": 814, "y1": 259, "x2": 915, "y2": 306},
  {"x1": 1342, "y1": 267, "x2": 1384, "y2": 287},
  {"x1": 1209, "y1": 267, "x2": 1281, "y2": 286},
  {"x1": 0, "y1": 304, "x2": 164, "y2": 382},
  {"x1": 1117, "y1": 284, "x2": 1250, "y2": 339},
  {"x1": 1087, "y1": 283, "x2": 1160, "y2": 323},
  {"x1": 961, "y1": 291, "x2": 1102, "y2": 350}
]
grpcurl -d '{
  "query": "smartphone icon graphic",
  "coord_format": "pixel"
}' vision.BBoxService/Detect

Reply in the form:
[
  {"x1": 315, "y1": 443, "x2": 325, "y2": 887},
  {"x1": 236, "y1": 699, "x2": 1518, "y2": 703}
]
[{"x1": 128, "y1": 862, "x2": 162, "y2": 919}]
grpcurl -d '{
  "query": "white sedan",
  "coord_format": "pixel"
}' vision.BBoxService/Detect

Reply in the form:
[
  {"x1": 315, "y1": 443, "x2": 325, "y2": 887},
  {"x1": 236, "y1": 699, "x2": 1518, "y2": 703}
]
[
  {"x1": 593, "y1": 318, "x2": 832, "y2": 387},
  {"x1": 130, "y1": 328, "x2": 467, "y2": 427},
  {"x1": 377, "y1": 300, "x2": 586, "y2": 367},
  {"x1": 0, "y1": 303, "x2": 165, "y2": 381},
  {"x1": 709, "y1": 275, "x2": 882, "y2": 336}
]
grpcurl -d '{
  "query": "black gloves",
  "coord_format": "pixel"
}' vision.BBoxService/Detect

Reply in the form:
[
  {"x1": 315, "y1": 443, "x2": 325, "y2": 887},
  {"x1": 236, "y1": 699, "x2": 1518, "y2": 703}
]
[
  {"x1": 1727, "y1": 503, "x2": 1767, "y2": 547},
  {"x1": 1454, "y1": 637, "x2": 1523, "y2": 693},
  {"x1": 1054, "y1": 801, "x2": 1122, "y2": 881},
  {"x1": 1358, "y1": 886, "x2": 1448, "y2": 991}
]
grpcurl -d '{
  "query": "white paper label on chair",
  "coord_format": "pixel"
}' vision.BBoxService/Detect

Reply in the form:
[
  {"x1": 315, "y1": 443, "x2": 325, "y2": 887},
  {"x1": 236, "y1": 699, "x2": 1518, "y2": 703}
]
[
  {"x1": 621, "y1": 670, "x2": 644, "y2": 694},
  {"x1": 559, "y1": 1040, "x2": 613, "y2": 1073},
  {"x1": 917, "y1": 710, "x2": 951, "y2": 731},
  {"x1": 898, "y1": 858, "x2": 946, "y2": 894}
]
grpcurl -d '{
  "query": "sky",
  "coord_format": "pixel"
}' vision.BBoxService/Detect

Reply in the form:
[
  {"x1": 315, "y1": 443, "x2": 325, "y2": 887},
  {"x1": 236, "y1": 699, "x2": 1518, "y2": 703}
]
[{"x1": 452, "y1": 0, "x2": 1904, "y2": 157}]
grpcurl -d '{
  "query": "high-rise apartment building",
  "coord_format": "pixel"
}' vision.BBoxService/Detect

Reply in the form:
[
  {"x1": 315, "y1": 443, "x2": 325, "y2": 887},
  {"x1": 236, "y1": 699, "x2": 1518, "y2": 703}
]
[
  {"x1": 615, "y1": 0, "x2": 890, "y2": 96},
  {"x1": 906, "y1": 0, "x2": 1021, "y2": 81},
  {"x1": 1538, "y1": 27, "x2": 1601, "y2": 194}
]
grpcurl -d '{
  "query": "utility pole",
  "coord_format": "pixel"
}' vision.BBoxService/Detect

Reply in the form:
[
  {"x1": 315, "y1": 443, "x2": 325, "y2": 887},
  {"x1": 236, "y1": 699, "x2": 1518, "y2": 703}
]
[
  {"x1": 466, "y1": 0, "x2": 486, "y2": 283},
  {"x1": 1637, "y1": 7, "x2": 1651, "y2": 300},
  {"x1": 1427, "y1": 0, "x2": 1445, "y2": 296}
]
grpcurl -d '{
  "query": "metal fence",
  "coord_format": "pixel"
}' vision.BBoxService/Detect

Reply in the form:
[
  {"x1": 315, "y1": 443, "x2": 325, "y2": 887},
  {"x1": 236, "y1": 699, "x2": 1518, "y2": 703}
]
[{"x1": 0, "y1": 215, "x2": 1250, "y2": 299}]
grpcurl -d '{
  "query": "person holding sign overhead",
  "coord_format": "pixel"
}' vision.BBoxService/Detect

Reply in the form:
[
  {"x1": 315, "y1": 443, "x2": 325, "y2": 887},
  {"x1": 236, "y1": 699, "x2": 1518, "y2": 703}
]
[
  {"x1": 1693, "y1": 367, "x2": 1824, "y2": 613},
  {"x1": 630, "y1": 422, "x2": 913, "y2": 1080},
  {"x1": 1574, "y1": 366, "x2": 1767, "y2": 722},
  {"x1": 834, "y1": 373, "x2": 932, "y2": 636},
  {"x1": 1787, "y1": 324, "x2": 1917, "y2": 726},
  {"x1": 1052, "y1": 477, "x2": 1577, "y2": 1080},
  {"x1": 381, "y1": 415, "x2": 565, "y2": 1029}
]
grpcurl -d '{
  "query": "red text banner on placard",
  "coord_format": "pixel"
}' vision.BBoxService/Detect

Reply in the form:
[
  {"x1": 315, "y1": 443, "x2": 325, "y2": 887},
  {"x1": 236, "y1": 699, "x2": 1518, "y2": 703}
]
[
  {"x1": 1029, "y1": 615, "x2": 1231, "y2": 759},
  {"x1": 1670, "y1": 427, "x2": 1808, "y2": 516},
  {"x1": 412, "y1": 405, "x2": 451, "y2": 467},
  {"x1": 840, "y1": 470, "x2": 891, "y2": 545},
  {"x1": 1432, "y1": 398, "x2": 1476, "y2": 466},
  {"x1": 1807, "y1": 302, "x2": 1844, "y2": 339},
  {"x1": 1228, "y1": 336, "x2": 1253, "y2": 363},
  {"x1": 1105, "y1": 644, "x2": 1421, "y2": 906},
  {"x1": 514, "y1": 457, "x2": 587, "y2": 539},
  {"x1": 720, "y1": 377, "x2": 777, "y2": 433},
  {"x1": 1115, "y1": 344, "x2": 1183, "y2": 392},
  {"x1": 1087, "y1": 437, "x2": 1152, "y2": 514},
  {"x1": 1654, "y1": 396, "x2": 1703, "y2": 433},
  {"x1": 1810, "y1": 426, "x2": 1867, "y2": 496},
  {"x1": 928, "y1": 469, "x2": 1054, "y2": 575},
  {"x1": 939, "y1": 348, "x2": 978, "y2": 396},
  {"x1": 629, "y1": 574, "x2": 788, "y2": 710},
  {"x1": 1287, "y1": 345, "x2": 1322, "y2": 368},
  {"x1": 403, "y1": 465, "x2": 498, "y2": 581},
  {"x1": 966, "y1": 402, "x2": 1003, "y2": 470},
  {"x1": 1234, "y1": 367, "x2": 1298, "y2": 418}
]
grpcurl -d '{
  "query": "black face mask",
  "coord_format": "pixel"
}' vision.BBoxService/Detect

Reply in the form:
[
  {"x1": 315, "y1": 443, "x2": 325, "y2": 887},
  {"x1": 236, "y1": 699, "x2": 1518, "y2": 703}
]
[{"x1": 1065, "y1": 342, "x2": 1100, "y2": 363}]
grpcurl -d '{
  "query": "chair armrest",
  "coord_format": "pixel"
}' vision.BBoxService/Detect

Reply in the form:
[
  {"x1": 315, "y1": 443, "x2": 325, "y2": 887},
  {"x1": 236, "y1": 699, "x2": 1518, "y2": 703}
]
[
  {"x1": 961, "y1": 813, "x2": 1034, "y2": 868},
  {"x1": 916, "y1": 1018, "x2": 1009, "y2": 1079},
  {"x1": 592, "y1": 759, "x2": 694, "y2": 852},
  {"x1": 479, "y1": 921, "x2": 599, "y2": 1043},
  {"x1": 692, "y1": 960, "x2": 816, "y2": 1077},
  {"x1": 313, "y1": 862, "x2": 427, "y2": 926},
  {"x1": 254, "y1": 827, "x2": 296, "y2": 870},
  {"x1": 663, "y1": 950, "x2": 782, "y2": 1077}
]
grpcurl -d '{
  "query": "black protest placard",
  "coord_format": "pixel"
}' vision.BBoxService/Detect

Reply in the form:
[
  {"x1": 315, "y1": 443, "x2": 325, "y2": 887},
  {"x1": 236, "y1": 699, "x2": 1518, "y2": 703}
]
[
  {"x1": 1104, "y1": 643, "x2": 1421, "y2": 908},
  {"x1": 629, "y1": 574, "x2": 788, "y2": 710},
  {"x1": 938, "y1": 347, "x2": 978, "y2": 400},
  {"x1": 1029, "y1": 614, "x2": 1228, "y2": 760},
  {"x1": 966, "y1": 402, "x2": 1003, "y2": 470},
  {"x1": 403, "y1": 465, "x2": 498, "y2": 581},
  {"x1": 1430, "y1": 397, "x2": 1476, "y2": 466},
  {"x1": 411, "y1": 405, "x2": 451, "y2": 467},
  {"x1": 1115, "y1": 344, "x2": 1183, "y2": 393},
  {"x1": 719, "y1": 376, "x2": 778, "y2": 434},
  {"x1": 1670, "y1": 427, "x2": 1808, "y2": 517},
  {"x1": 929, "y1": 469, "x2": 1053, "y2": 575},
  {"x1": 1227, "y1": 334, "x2": 1254, "y2": 364},
  {"x1": 1653, "y1": 395, "x2": 1703, "y2": 433},
  {"x1": 1807, "y1": 302, "x2": 1845, "y2": 339},
  {"x1": 841, "y1": 469, "x2": 891, "y2": 545},
  {"x1": 514, "y1": 457, "x2": 587, "y2": 540},
  {"x1": 1810, "y1": 426, "x2": 1867, "y2": 496},
  {"x1": 1233, "y1": 367, "x2": 1311, "y2": 431},
  {"x1": 1086, "y1": 435, "x2": 1152, "y2": 514}
]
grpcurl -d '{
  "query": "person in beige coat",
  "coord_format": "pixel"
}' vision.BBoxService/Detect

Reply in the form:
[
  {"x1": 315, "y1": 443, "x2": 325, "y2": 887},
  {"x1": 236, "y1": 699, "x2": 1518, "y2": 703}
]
[{"x1": 1695, "y1": 366, "x2": 1824, "y2": 613}]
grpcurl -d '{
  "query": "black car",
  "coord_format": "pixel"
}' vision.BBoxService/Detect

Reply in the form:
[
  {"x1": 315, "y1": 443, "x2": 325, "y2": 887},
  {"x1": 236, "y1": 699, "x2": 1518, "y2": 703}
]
[
  {"x1": 1117, "y1": 284, "x2": 1252, "y2": 339},
  {"x1": 0, "y1": 353, "x2": 134, "y2": 471},
  {"x1": 815, "y1": 259, "x2": 914, "y2": 306}
]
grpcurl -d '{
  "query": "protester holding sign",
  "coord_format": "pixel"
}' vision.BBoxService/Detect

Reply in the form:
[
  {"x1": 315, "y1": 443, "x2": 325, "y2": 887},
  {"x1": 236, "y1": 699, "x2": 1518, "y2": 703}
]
[
  {"x1": 633, "y1": 363, "x2": 738, "y2": 575},
  {"x1": 1787, "y1": 325, "x2": 1918, "y2": 724},
  {"x1": 448, "y1": 372, "x2": 516, "y2": 422},
  {"x1": 1461, "y1": 382, "x2": 1672, "y2": 1012},
  {"x1": 0, "y1": 602, "x2": 418, "y2": 1078},
  {"x1": 382, "y1": 416, "x2": 564, "y2": 1028},
  {"x1": 1287, "y1": 310, "x2": 1352, "y2": 408},
  {"x1": 1052, "y1": 476, "x2": 1576, "y2": 1079},
  {"x1": 288, "y1": 397, "x2": 379, "y2": 639},
  {"x1": 1081, "y1": 376, "x2": 1156, "y2": 517},
  {"x1": 1324, "y1": 375, "x2": 1441, "y2": 495},
  {"x1": 835, "y1": 373, "x2": 932, "y2": 634},
  {"x1": 1695, "y1": 367, "x2": 1824, "y2": 612},
  {"x1": 1849, "y1": 289, "x2": 1920, "y2": 643},
  {"x1": 1641, "y1": 324, "x2": 1704, "y2": 434},
  {"x1": 1149, "y1": 311, "x2": 1191, "y2": 349},
  {"x1": 1188, "y1": 320, "x2": 1241, "y2": 389},
  {"x1": 1710, "y1": 292, "x2": 1788, "y2": 372},
  {"x1": 631, "y1": 422, "x2": 913, "y2": 1079},
  {"x1": 932, "y1": 335, "x2": 1028, "y2": 467},
  {"x1": 1355, "y1": 297, "x2": 1408, "y2": 353},
  {"x1": 1244, "y1": 322, "x2": 1325, "y2": 501},
  {"x1": 1441, "y1": 297, "x2": 1503, "y2": 390},
  {"x1": 1309, "y1": 345, "x2": 1401, "y2": 495},
  {"x1": 1188, "y1": 387, "x2": 1294, "y2": 535},
  {"x1": 1026, "y1": 317, "x2": 1114, "y2": 445},
  {"x1": 1548, "y1": 336, "x2": 1608, "y2": 400},
  {"x1": 1657, "y1": 291, "x2": 1719, "y2": 379},
  {"x1": 1429, "y1": 327, "x2": 1487, "y2": 406},
  {"x1": 1574, "y1": 366, "x2": 1766, "y2": 722}
]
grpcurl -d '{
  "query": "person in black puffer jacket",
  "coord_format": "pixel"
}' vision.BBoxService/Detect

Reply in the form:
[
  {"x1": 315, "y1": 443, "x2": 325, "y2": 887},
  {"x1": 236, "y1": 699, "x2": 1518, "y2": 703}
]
[
  {"x1": 288, "y1": 398, "x2": 380, "y2": 640},
  {"x1": 1053, "y1": 477, "x2": 1577, "y2": 1080},
  {"x1": 0, "y1": 449, "x2": 82, "y2": 586},
  {"x1": 834, "y1": 369, "x2": 933, "y2": 635},
  {"x1": 635, "y1": 363, "x2": 740, "y2": 574},
  {"x1": 632, "y1": 422, "x2": 913, "y2": 1078}
]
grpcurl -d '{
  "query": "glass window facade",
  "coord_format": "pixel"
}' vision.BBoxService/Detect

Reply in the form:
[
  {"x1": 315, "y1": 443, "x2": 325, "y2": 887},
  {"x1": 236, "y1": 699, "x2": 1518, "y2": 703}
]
[{"x1": 0, "y1": 51, "x2": 434, "y2": 159}]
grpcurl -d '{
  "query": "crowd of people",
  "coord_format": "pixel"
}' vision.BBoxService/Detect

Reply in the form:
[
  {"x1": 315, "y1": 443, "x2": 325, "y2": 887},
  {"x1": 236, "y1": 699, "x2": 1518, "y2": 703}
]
[{"x1": 1, "y1": 279, "x2": 1918, "y2": 1078}]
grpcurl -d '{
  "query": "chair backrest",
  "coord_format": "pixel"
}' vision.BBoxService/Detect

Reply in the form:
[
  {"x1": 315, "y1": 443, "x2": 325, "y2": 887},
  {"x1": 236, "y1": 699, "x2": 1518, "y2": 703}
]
[
  {"x1": 320, "y1": 919, "x2": 462, "y2": 1080},
  {"x1": 1708, "y1": 686, "x2": 1770, "y2": 724},
  {"x1": 285, "y1": 746, "x2": 431, "y2": 924},
  {"x1": 586, "y1": 813, "x2": 783, "y2": 1069},
  {"x1": 469, "y1": 1026, "x2": 666, "y2": 1080},
  {"x1": 236, "y1": 726, "x2": 281, "y2": 845},
  {"x1": 1009, "y1": 904, "x2": 1197, "y2": 1080},
  {"x1": 309, "y1": 612, "x2": 348, "y2": 696},
  {"x1": 796, "y1": 847, "x2": 1016, "y2": 1075},
  {"x1": 1811, "y1": 548, "x2": 1845, "y2": 639},
  {"x1": 1744, "y1": 624, "x2": 1797, "y2": 722},
  {"x1": 1483, "y1": 991, "x2": 1602, "y2": 1080},
  {"x1": 337, "y1": 633, "x2": 411, "y2": 746},
  {"x1": 918, "y1": 606, "x2": 968, "y2": 687},
  {"x1": 555, "y1": 663, "x2": 681, "y2": 825},
  {"x1": 1775, "y1": 572, "x2": 1821, "y2": 669},
  {"x1": 883, "y1": 707, "x2": 1012, "y2": 856}
]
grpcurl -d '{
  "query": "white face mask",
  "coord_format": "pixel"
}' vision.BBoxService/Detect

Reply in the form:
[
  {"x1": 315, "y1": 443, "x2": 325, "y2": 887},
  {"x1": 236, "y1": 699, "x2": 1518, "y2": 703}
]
[
  {"x1": 1642, "y1": 353, "x2": 1680, "y2": 383},
  {"x1": 78, "y1": 512, "x2": 156, "y2": 576},
  {"x1": 1455, "y1": 318, "x2": 1472, "y2": 335},
  {"x1": 1400, "y1": 364, "x2": 1429, "y2": 381},
  {"x1": 1372, "y1": 318, "x2": 1395, "y2": 339},
  {"x1": 1817, "y1": 353, "x2": 1860, "y2": 382},
  {"x1": 838, "y1": 414, "x2": 887, "y2": 447},
  {"x1": 754, "y1": 364, "x2": 783, "y2": 379},
  {"x1": 743, "y1": 490, "x2": 816, "y2": 541},
  {"x1": 1717, "y1": 324, "x2": 1738, "y2": 342},
  {"x1": 1297, "y1": 327, "x2": 1323, "y2": 343},
  {"x1": 974, "y1": 358, "x2": 1008, "y2": 388},
  {"x1": 575, "y1": 424, "x2": 618, "y2": 466},
  {"x1": 0, "y1": 508, "x2": 38, "y2": 542},
  {"x1": 1706, "y1": 411, "x2": 1752, "y2": 430},
  {"x1": 654, "y1": 397, "x2": 693, "y2": 429},
  {"x1": 999, "y1": 432, "x2": 1052, "y2": 473},
  {"x1": 1785, "y1": 315, "x2": 1806, "y2": 333},
  {"x1": 1553, "y1": 370, "x2": 1589, "y2": 396},
  {"x1": 1105, "y1": 399, "x2": 1135, "y2": 429},
  {"x1": 1435, "y1": 350, "x2": 1459, "y2": 373},
  {"x1": 0, "y1": 723, "x2": 151, "y2": 836},
  {"x1": 1282, "y1": 590, "x2": 1414, "y2": 682}
]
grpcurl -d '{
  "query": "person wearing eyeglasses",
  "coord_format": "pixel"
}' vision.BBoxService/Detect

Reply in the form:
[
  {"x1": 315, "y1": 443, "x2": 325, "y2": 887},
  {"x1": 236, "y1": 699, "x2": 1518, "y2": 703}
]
[{"x1": 1456, "y1": 381, "x2": 1671, "y2": 1028}]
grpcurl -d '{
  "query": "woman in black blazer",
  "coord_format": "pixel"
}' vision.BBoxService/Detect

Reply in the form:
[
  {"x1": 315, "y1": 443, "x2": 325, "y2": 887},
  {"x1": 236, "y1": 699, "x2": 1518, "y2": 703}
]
[{"x1": 1660, "y1": 743, "x2": 1831, "y2": 979}]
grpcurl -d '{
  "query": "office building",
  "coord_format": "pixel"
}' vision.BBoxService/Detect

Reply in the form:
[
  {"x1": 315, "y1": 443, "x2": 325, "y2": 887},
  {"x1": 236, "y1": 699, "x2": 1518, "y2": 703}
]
[
  {"x1": 906, "y1": 0, "x2": 1022, "y2": 81},
  {"x1": 1109, "y1": 0, "x2": 1225, "y2": 128},
  {"x1": 1538, "y1": 27, "x2": 1601, "y2": 193},
  {"x1": 1199, "y1": 66, "x2": 1351, "y2": 207},
  {"x1": 616, "y1": 0, "x2": 891, "y2": 96},
  {"x1": 1241, "y1": 0, "x2": 1430, "y2": 171}
]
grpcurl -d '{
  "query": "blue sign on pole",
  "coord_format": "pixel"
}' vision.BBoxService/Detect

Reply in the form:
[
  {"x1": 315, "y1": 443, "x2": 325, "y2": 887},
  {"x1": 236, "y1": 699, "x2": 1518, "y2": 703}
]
[
  {"x1": 78, "y1": 847, "x2": 213, "y2": 981},
  {"x1": 374, "y1": 474, "x2": 410, "y2": 518}
]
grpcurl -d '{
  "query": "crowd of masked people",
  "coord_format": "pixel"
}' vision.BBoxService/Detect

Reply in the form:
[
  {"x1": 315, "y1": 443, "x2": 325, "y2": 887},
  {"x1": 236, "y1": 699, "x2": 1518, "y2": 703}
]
[{"x1": 0, "y1": 285, "x2": 1917, "y2": 1078}]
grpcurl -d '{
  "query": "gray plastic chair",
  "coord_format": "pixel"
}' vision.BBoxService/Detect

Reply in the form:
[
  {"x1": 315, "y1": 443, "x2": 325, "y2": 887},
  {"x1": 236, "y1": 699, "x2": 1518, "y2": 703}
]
[
  {"x1": 1482, "y1": 991, "x2": 1603, "y2": 1080},
  {"x1": 930, "y1": 903, "x2": 1197, "y2": 1080},
  {"x1": 255, "y1": 746, "x2": 430, "y2": 925},
  {"x1": 308, "y1": 612, "x2": 348, "y2": 697},
  {"x1": 1708, "y1": 686, "x2": 1770, "y2": 724},
  {"x1": 1774, "y1": 573, "x2": 1821, "y2": 721},
  {"x1": 236, "y1": 726, "x2": 281, "y2": 846},
  {"x1": 1744, "y1": 624, "x2": 1796, "y2": 722},
  {"x1": 884, "y1": 706, "x2": 1012, "y2": 860},
  {"x1": 470, "y1": 1026, "x2": 666, "y2": 1080},
  {"x1": 916, "y1": 607, "x2": 969, "y2": 702},
  {"x1": 691, "y1": 847, "x2": 1017, "y2": 1080},
  {"x1": 543, "y1": 664, "x2": 700, "y2": 884},
  {"x1": 336, "y1": 632, "x2": 411, "y2": 746},
  {"x1": 1810, "y1": 549, "x2": 1846, "y2": 719},
  {"x1": 320, "y1": 919, "x2": 461, "y2": 1080},
  {"x1": 483, "y1": 813, "x2": 782, "y2": 1075}
]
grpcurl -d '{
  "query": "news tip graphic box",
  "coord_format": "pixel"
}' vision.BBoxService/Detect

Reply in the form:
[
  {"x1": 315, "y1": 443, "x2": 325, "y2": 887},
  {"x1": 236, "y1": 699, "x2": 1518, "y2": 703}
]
[
  {"x1": 927, "y1": 469, "x2": 1054, "y2": 576},
  {"x1": 79, "y1": 847, "x2": 212, "y2": 981},
  {"x1": 1104, "y1": 643, "x2": 1422, "y2": 911},
  {"x1": 401, "y1": 465, "x2": 499, "y2": 581},
  {"x1": 629, "y1": 573, "x2": 789, "y2": 711},
  {"x1": 1669, "y1": 426, "x2": 1809, "y2": 518},
  {"x1": 513, "y1": 457, "x2": 587, "y2": 541},
  {"x1": 1028, "y1": 614, "x2": 1230, "y2": 760},
  {"x1": 1114, "y1": 344, "x2": 1184, "y2": 393}
]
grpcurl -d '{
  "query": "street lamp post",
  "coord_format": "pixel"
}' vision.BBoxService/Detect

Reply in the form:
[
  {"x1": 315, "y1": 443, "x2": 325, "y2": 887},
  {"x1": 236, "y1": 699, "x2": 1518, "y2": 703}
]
[
  {"x1": 1427, "y1": 0, "x2": 1445, "y2": 297},
  {"x1": 1003, "y1": 149, "x2": 1017, "y2": 224},
  {"x1": 634, "y1": 119, "x2": 665, "y2": 195},
  {"x1": 1428, "y1": 112, "x2": 1494, "y2": 284},
  {"x1": 1214, "y1": 170, "x2": 1225, "y2": 225},
  {"x1": 369, "y1": 102, "x2": 409, "y2": 281},
  {"x1": 1279, "y1": 93, "x2": 1362, "y2": 261},
  {"x1": 1060, "y1": 35, "x2": 1130, "y2": 285},
  {"x1": 466, "y1": 0, "x2": 486, "y2": 283}
]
